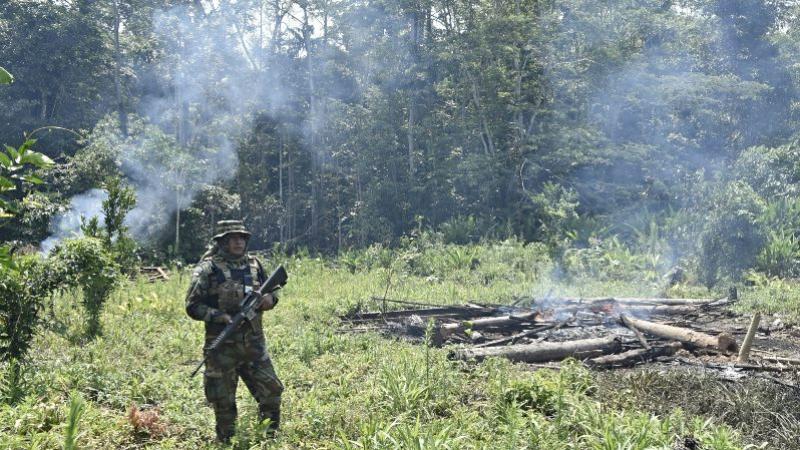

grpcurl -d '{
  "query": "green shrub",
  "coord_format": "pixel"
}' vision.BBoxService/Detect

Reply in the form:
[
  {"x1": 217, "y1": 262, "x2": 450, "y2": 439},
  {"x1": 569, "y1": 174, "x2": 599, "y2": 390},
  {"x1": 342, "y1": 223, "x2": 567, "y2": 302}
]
[
  {"x1": 51, "y1": 237, "x2": 120, "y2": 338},
  {"x1": 697, "y1": 182, "x2": 767, "y2": 287},
  {"x1": 528, "y1": 182, "x2": 580, "y2": 259},
  {"x1": 438, "y1": 215, "x2": 479, "y2": 245},
  {"x1": 755, "y1": 230, "x2": 800, "y2": 278},
  {"x1": 0, "y1": 267, "x2": 40, "y2": 365},
  {"x1": 0, "y1": 256, "x2": 53, "y2": 404}
]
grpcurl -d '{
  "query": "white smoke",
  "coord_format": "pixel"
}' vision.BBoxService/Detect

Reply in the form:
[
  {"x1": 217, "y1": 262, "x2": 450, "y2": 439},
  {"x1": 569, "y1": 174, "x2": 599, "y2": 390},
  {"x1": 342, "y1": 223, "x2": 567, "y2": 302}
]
[{"x1": 40, "y1": 189, "x2": 108, "y2": 253}]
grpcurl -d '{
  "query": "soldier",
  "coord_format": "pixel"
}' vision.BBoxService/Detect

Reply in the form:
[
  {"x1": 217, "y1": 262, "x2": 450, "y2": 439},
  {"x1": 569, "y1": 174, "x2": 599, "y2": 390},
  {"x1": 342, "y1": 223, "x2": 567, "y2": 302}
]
[{"x1": 185, "y1": 220, "x2": 284, "y2": 443}]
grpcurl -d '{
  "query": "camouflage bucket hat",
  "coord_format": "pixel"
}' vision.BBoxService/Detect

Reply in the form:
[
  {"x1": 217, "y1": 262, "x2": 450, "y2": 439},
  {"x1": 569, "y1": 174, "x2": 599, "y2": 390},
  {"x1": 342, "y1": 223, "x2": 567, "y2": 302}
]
[{"x1": 213, "y1": 220, "x2": 252, "y2": 241}]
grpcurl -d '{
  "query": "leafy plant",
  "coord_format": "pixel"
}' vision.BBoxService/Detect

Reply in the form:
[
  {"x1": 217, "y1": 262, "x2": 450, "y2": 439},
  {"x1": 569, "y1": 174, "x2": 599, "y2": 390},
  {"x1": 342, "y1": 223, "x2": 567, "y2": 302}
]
[
  {"x1": 438, "y1": 216, "x2": 479, "y2": 245},
  {"x1": 0, "y1": 139, "x2": 54, "y2": 219},
  {"x1": 100, "y1": 176, "x2": 138, "y2": 272},
  {"x1": 528, "y1": 182, "x2": 580, "y2": 259},
  {"x1": 0, "y1": 256, "x2": 54, "y2": 404},
  {"x1": 755, "y1": 230, "x2": 800, "y2": 278},
  {"x1": 63, "y1": 392, "x2": 85, "y2": 450},
  {"x1": 0, "y1": 138, "x2": 54, "y2": 269},
  {"x1": 51, "y1": 237, "x2": 120, "y2": 338},
  {"x1": 0, "y1": 267, "x2": 39, "y2": 365}
]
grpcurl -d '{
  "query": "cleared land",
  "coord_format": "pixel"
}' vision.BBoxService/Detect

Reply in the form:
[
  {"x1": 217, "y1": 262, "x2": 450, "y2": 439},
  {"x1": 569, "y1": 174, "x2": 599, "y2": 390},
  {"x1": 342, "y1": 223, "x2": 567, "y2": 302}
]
[{"x1": 2, "y1": 242, "x2": 797, "y2": 449}]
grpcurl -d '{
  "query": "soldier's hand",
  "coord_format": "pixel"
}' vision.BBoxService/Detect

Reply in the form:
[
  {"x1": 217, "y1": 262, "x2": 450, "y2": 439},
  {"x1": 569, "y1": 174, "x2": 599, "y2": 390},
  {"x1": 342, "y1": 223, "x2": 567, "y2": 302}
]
[
  {"x1": 211, "y1": 310, "x2": 232, "y2": 324},
  {"x1": 258, "y1": 293, "x2": 276, "y2": 311}
]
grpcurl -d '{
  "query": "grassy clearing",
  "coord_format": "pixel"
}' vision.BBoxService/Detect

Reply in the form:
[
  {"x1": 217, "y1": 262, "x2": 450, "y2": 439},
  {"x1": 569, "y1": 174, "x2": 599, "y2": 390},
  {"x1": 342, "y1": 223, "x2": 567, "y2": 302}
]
[
  {"x1": 597, "y1": 369, "x2": 799, "y2": 449},
  {"x1": 0, "y1": 242, "x2": 763, "y2": 449}
]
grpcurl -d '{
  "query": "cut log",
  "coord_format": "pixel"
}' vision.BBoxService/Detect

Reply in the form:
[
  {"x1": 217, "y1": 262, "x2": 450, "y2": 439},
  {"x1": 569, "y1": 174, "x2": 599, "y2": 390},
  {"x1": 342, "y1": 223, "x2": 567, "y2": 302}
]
[
  {"x1": 623, "y1": 305, "x2": 701, "y2": 316},
  {"x1": 552, "y1": 296, "x2": 718, "y2": 306},
  {"x1": 451, "y1": 335, "x2": 621, "y2": 363},
  {"x1": 156, "y1": 267, "x2": 170, "y2": 280},
  {"x1": 538, "y1": 303, "x2": 700, "y2": 318},
  {"x1": 587, "y1": 342, "x2": 682, "y2": 368},
  {"x1": 620, "y1": 314, "x2": 738, "y2": 352}
]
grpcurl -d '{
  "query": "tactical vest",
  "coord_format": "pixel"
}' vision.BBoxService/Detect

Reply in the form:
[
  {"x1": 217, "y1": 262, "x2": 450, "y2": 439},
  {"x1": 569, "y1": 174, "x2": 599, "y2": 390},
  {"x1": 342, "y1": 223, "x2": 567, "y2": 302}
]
[{"x1": 204, "y1": 255, "x2": 265, "y2": 339}]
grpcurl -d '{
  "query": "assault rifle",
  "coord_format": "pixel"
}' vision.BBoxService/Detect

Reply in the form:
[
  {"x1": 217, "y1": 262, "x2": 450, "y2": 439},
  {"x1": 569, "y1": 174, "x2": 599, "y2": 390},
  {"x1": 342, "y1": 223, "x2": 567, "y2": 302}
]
[{"x1": 190, "y1": 265, "x2": 288, "y2": 378}]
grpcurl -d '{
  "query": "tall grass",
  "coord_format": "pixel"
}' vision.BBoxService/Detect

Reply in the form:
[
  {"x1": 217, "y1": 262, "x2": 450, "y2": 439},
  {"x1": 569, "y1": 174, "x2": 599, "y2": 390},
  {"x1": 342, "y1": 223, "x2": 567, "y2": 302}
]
[
  {"x1": 63, "y1": 392, "x2": 85, "y2": 450},
  {"x1": 0, "y1": 243, "x2": 756, "y2": 449}
]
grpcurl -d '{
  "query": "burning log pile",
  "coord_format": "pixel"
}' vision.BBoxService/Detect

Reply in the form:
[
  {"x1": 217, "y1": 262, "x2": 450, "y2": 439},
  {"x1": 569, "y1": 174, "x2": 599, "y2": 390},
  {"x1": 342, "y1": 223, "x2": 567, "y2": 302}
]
[{"x1": 342, "y1": 295, "x2": 800, "y2": 382}]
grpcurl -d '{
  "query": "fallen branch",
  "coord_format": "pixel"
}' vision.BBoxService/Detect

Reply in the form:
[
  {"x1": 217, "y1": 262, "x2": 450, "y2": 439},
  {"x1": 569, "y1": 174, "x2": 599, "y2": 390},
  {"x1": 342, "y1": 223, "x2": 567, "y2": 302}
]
[
  {"x1": 587, "y1": 342, "x2": 682, "y2": 368},
  {"x1": 451, "y1": 335, "x2": 622, "y2": 363},
  {"x1": 761, "y1": 356, "x2": 800, "y2": 366},
  {"x1": 620, "y1": 314, "x2": 738, "y2": 353},
  {"x1": 471, "y1": 321, "x2": 566, "y2": 349},
  {"x1": 345, "y1": 305, "x2": 495, "y2": 321},
  {"x1": 439, "y1": 311, "x2": 540, "y2": 338}
]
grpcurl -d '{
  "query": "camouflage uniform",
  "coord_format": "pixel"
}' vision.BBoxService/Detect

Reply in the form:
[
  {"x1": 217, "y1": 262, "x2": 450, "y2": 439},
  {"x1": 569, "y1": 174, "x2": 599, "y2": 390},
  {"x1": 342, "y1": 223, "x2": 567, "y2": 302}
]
[{"x1": 185, "y1": 221, "x2": 284, "y2": 442}]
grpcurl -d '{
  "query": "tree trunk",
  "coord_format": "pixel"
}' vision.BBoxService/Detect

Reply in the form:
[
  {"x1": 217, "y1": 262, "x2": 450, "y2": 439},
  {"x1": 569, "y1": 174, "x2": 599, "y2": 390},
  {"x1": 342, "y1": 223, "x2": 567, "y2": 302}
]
[
  {"x1": 407, "y1": 9, "x2": 419, "y2": 175},
  {"x1": 619, "y1": 315, "x2": 738, "y2": 352},
  {"x1": 451, "y1": 336, "x2": 621, "y2": 363},
  {"x1": 112, "y1": 0, "x2": 127, "y2": 136},
  {"x1": 278, "y1": 130, "x2": 285, "y2": 245},
  {"x1": 303, "y1": 6, "x2": 320, "y2": 242},
  {"x1": 175, "y1": 189, "x2": 181, "y2": 257}
]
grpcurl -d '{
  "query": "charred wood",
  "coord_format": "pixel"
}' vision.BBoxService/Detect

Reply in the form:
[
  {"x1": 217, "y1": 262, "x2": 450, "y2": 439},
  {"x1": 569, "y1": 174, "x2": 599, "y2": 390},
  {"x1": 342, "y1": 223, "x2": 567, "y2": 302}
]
[
  {"x1": 344, "y1": 305, "x2": 495, "y2": 321},
  {"x1": 439, "y1": 311, "x2": 540, "y2": 338},
  {"x1": 587, "y1": 342, "x2": 683, "y2": 368}
]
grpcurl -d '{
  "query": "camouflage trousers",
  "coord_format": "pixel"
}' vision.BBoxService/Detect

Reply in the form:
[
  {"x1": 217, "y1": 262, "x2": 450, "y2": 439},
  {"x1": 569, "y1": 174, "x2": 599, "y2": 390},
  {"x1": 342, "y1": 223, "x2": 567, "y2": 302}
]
[{"x1": 203, "y1": 333, "x2": 283, "y2": 441}]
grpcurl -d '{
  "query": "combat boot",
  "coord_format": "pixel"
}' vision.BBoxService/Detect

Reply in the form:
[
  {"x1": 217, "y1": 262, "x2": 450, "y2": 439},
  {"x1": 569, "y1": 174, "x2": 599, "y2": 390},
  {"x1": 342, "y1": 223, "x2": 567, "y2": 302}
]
[
  {"x1": 258, "y1": 404, "x2": 280, "y2": 435},
  {"x1": 215, "y1": 424, "x2": 234, "y2": 444},
  {"x1": 213, "y1": 407, "x2": 237, "y2": 444}
]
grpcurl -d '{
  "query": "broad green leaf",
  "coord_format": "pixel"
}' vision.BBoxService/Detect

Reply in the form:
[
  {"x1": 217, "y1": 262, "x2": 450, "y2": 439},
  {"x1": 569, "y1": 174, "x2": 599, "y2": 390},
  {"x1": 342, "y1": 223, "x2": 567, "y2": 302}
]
[
  {"x1": 0, "y1": 197, "x2": 17, "y2": 215},
  {"x1": 0, "y1": 67, "x2": 12, "y2": 85},
  {"x1": 4, "y1": 145, "x2": 18, "y2": 161},
  {"x1": 0, "y1": 152, "x2": 10, "y2": 168},
  {"x1": 0, "y1": 245, "x2": 15, "y2": 271},
  {"x1": 22, "y1": 174, "x2": 44, "y2": 185},
  {"x1": 0, "y1": 177, "x2": 15, "y2": 190},
  {"x1": 20, "y1": 151, "x2": 54, "y2": 168},
  {"x1": 18, "y1": 139, "x2": 36, "y2": 154}
]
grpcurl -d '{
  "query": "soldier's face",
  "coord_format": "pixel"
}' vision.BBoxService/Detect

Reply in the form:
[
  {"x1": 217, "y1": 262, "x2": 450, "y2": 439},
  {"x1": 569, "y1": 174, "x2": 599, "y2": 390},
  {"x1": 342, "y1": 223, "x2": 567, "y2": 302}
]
[{"x1": 224, "y1": 234, "x2": 248, "y2": 257}]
